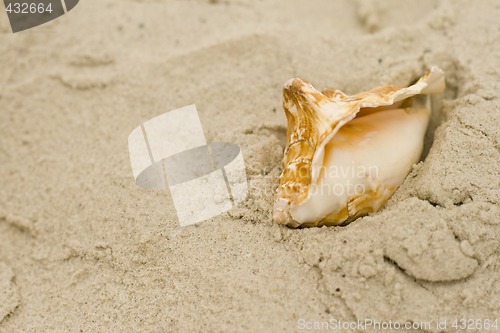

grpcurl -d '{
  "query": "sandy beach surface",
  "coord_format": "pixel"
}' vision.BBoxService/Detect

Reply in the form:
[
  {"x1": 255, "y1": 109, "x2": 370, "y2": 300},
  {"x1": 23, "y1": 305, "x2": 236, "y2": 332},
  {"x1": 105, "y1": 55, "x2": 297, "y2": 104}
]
[{"x1": 0, "y1": 0, "x2": 499, "y2": 332}]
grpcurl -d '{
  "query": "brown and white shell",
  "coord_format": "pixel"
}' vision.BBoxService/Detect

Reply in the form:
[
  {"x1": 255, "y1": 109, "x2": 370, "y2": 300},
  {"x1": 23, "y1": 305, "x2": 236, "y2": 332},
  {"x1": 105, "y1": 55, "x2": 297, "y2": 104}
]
[{"x1": 273, "y1": 67, "x2": 445, "y2": 227}]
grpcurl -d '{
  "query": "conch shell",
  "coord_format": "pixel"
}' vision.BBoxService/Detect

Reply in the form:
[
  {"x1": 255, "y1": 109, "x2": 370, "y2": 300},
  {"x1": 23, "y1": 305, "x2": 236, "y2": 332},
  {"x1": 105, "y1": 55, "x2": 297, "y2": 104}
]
[{"x1": 273, "y1": 67, "x2": 445, "y2": 228}]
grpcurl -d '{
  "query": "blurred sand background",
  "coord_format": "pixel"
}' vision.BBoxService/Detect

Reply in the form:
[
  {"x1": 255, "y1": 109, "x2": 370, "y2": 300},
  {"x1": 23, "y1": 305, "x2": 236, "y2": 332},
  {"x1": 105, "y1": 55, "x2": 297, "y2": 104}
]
[{"x1": 0, "y1": 0, "x2": 499, "y2": 332}]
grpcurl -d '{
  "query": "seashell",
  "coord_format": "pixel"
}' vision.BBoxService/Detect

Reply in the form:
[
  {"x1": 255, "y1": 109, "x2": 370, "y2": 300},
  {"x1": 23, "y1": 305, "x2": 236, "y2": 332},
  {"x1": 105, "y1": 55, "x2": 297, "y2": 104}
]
[{"x1": 273, "y1": 67, "x2": 445, "y2": 228}]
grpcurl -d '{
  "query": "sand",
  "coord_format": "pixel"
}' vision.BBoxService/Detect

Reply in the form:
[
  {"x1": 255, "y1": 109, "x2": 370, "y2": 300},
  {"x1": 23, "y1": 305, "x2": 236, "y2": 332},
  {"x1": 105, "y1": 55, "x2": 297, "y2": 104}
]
[{"x1": 0, "y1": 0, "x2": 499, "y2": 332}]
